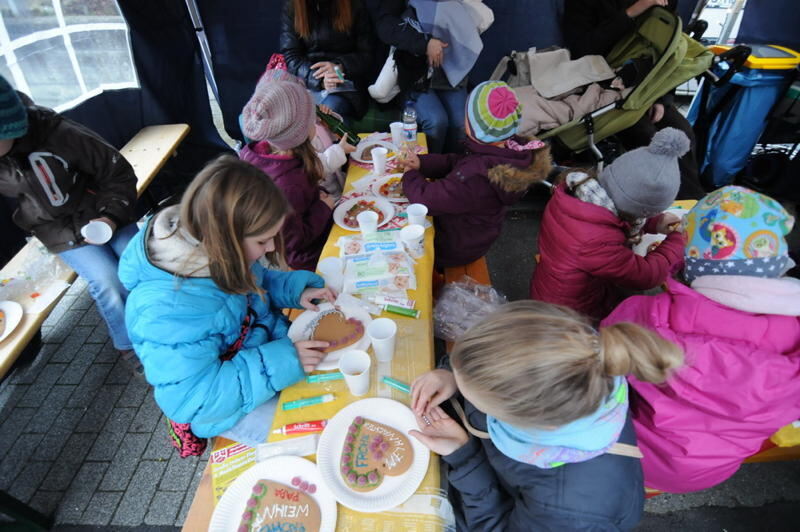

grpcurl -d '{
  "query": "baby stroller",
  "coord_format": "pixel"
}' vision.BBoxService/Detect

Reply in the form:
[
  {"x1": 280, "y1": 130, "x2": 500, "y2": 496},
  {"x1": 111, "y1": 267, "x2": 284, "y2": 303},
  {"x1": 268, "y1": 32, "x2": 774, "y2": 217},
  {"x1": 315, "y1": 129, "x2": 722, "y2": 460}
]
[{"x1": 495, "y1": 7, "x2": 746, "y2": 172}]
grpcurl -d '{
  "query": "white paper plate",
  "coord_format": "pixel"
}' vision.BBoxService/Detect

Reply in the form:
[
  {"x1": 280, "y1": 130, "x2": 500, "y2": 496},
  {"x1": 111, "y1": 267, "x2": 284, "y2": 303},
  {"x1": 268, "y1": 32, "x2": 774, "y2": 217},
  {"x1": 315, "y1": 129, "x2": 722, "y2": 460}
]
[
  {"x1": 0, "y1": 301, "x2": 23, "y2": 343},
  {"x1": 316, "y1": 398, "x2": 430, "y2": 513},
  {"x1": 333, "y1": 196, "x2": 395, "y2": 232},
  {"x1": 209, "y1": 455, "x2": 337, "y2": 532},
  {"x1": 370, "y1": 174, "x2": 407, "y2": 203},
  {"x1": 352, "y1": 139, "x2": 398, "y2": 164},
  {"x1": 288, "y1": 302, "x2": 372, "y2": 371}
]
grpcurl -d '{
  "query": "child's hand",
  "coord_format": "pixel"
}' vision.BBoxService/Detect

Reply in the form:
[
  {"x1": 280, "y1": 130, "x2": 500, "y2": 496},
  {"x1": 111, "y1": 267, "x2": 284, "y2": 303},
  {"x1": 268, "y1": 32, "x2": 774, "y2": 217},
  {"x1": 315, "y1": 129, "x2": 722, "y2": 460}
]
[
  {"x1": 656, "y1": 212, "x2": 682, "y2": 234},
  {"x1": 294, "y1": 340, "x2": 329, "y2": 373},
  {"x1": 411, "y1": 369, "x2": 457, "y2": 415},
  {"x1": 338, "y1": 133, "x2": 356, "y2": 154},
  {"x1": 408, "y1": 406, "x2": 469, "y2": 456},
  {"x1": 300, "y1": 286, "x2": 337, "y2": 311},
  {"x1": 320, "y1": 190, "x2": 336, "y2": 210},
  {"x1": 397, "y1": 150, "x2": 420, "y2": 172}
]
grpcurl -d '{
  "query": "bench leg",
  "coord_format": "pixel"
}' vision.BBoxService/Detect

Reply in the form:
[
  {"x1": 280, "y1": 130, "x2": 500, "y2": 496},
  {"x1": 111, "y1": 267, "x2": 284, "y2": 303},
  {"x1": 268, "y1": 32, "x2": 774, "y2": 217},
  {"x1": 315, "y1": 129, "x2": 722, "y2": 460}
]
[{"x1": 0, "y1": 490, "x2": 54, "y2": 530}]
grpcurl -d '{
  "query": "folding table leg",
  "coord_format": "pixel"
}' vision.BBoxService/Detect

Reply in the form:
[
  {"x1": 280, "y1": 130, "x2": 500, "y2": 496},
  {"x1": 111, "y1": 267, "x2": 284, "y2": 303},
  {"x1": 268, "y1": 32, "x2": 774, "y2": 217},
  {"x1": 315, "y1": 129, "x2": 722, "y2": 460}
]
[{"x1": 0, "y1": 490, "x2": 54, "y2": 531}]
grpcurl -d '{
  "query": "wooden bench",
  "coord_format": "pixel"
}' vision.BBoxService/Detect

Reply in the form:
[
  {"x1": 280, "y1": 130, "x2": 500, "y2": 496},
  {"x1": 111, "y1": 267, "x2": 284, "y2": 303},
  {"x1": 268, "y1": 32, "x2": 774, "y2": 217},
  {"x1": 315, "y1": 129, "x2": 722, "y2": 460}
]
[{"x1": 0, "y1": 124, "x2": 190, "y2": 381}]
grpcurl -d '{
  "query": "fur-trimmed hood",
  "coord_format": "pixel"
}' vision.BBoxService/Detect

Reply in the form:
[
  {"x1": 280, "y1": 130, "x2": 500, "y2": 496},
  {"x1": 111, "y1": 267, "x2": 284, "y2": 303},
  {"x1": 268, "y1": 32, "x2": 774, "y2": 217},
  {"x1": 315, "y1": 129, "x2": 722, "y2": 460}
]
[{"x1": 466, "y1": 136, "x2": 552, "y2": 196}]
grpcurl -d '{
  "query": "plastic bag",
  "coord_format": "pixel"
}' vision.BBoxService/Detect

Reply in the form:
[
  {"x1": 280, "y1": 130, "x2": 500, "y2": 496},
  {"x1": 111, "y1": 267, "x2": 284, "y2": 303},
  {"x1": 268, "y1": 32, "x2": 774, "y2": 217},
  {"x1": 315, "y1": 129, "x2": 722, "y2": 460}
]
[{"x1": 434, "y1": 276, "x2": 507, "y2": 343}]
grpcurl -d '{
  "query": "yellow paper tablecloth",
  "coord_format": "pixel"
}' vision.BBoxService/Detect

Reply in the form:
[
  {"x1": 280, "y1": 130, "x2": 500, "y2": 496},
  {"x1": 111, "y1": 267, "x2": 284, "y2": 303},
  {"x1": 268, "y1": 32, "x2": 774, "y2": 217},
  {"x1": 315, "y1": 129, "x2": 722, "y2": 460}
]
[{"x1": 267, "y1": 134, "x2": 451, "y2": 531}]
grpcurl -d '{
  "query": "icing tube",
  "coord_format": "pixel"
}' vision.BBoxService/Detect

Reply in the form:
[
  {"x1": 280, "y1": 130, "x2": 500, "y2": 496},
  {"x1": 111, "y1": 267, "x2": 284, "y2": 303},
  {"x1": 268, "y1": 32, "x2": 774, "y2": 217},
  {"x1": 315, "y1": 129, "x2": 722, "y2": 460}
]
[
  {"x1": 272, "y1": 420, "x2": 328, "y2": 435},
  {"x1": 282, "y1": 393, "x2": 335, "y2": 411},
  {"x1": 371, "y1": 295, "x2": 416, "y2": 309},
  {"x1": 384, "y1": 304, "x2": 420, "y2": 319}
]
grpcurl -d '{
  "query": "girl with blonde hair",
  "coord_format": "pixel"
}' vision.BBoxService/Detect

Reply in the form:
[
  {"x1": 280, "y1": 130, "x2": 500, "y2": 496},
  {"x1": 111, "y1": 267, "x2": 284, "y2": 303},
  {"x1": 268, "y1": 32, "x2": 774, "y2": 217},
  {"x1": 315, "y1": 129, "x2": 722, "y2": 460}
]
[
  {"x1": 119, "y1": 156, "x2": 335, "y2": 454},
  {"x1": 410, "y1": 300, "x2": 683, "y2": 531}
]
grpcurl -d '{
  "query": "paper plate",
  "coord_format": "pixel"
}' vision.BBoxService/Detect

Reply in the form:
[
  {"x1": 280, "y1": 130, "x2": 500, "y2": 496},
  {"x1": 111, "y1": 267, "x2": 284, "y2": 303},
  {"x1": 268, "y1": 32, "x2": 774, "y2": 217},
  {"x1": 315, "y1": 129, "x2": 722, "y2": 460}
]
[
  {"x1": 209, "y1": 455, "x2": 337, "y2": 532},
  {"x1": 352, "y1": 139, "x2": 398, "y2": 164},
  {"x1": 288, "y1": 302, "x2": 372, "y2": 371},
  {"x1": 0, "y1": 301, "x2": 23, "y2": 343},
  {"x1": 316, "y1": 398, "x2": 430, "y2": 513},
  {"x1": 333, "y1": 196, "x2": 395, "y2": 232},
  {"x1": 370, "y1": 174, "x2": 407, "y2": 203}
]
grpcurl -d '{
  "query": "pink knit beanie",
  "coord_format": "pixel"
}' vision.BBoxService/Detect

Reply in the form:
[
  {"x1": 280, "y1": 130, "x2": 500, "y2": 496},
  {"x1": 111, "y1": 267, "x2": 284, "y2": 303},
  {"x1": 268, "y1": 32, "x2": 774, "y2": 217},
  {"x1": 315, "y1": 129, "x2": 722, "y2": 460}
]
[{"x1": 241, "y1": 70, "x2": 315, "y2": 150}]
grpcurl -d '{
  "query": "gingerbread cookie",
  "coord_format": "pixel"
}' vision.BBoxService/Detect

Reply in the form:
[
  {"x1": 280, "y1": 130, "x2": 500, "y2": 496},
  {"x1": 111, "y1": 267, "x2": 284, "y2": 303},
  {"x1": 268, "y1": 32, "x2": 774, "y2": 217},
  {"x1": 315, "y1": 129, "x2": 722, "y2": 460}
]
[
  {"x1": 238, "y1": 478, "x2": 321, "y2": 532},
  {"x1": 310, "y1": 309, "x2": 364, "y2": 353},
  {"x1": 339, "y1": 416, "x2": 413, "y2": 492}
]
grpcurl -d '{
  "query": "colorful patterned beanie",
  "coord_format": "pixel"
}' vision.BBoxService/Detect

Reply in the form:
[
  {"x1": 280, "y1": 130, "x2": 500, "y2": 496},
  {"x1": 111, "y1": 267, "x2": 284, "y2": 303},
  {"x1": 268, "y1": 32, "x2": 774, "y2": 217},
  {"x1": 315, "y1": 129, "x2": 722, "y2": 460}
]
[
  {"x1": 682, "y1": 186, "x2": 794, "y2": 283},
  {"x1": 0, "y1": 75, "x2": 28, "y2": 140},
  {"x1": 466, "y1": 81, "x2": 522, "y2": 143}
]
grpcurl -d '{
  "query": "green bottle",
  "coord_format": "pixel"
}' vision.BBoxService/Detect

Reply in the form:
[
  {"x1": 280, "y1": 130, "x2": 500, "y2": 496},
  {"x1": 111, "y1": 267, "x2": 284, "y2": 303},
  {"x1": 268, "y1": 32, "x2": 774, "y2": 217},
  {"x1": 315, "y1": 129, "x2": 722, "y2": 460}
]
[{"x1": 316, "y1": 106, "x2": 360, "y2": 146}]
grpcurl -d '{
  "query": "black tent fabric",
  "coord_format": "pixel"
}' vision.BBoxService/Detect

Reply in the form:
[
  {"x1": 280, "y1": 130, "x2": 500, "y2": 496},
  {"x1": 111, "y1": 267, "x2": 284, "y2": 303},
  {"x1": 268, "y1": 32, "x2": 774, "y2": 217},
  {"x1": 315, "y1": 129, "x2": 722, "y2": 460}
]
[{"x1": 737, "y1": 0, "x2": 800, "y2": 52}]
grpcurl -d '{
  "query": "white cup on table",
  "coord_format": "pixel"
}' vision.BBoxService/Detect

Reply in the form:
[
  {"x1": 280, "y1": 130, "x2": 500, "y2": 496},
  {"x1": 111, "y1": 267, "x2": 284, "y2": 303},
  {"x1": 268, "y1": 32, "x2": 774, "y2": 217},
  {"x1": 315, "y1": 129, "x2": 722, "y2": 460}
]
[
  {"x1": 400, "y1": 224, "x2": 425, "y2": 258},
  {"x1": 317, "y1": 257, "x2": 344, "y2": 293},
  {"x1": 357, "y1": 211, "x2": 379, "y2": 236},
  {"x1": 406, "y1": 203, "x2": 428, "y2": 227},
  {"x1": 338, "y1": 349, "x2": 372, "y2": 396},
  {"x1": 372, "y1": 147, "x2": 388, "y2": 176},
  {"x1": 389, "y1": 122, "x2": 404, "y2": 147},
  {"x1": 367, "y1": 318, "x2": 397, "y2": 362}
]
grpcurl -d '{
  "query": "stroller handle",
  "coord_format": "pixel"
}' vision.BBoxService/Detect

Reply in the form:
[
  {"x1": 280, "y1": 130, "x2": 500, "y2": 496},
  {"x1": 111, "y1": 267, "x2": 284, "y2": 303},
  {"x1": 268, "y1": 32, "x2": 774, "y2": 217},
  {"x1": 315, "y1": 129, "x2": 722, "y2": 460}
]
[{"x1": 709, "y1": 45, "x2": 752, "y2": 86}]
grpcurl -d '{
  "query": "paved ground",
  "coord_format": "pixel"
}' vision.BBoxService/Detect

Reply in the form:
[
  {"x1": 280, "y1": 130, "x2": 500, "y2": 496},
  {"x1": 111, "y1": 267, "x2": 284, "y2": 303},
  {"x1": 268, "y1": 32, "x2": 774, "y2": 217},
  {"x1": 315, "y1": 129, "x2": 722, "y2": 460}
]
[{"x1": 1, "y1": 189, "x2": 798, "y2": 530}]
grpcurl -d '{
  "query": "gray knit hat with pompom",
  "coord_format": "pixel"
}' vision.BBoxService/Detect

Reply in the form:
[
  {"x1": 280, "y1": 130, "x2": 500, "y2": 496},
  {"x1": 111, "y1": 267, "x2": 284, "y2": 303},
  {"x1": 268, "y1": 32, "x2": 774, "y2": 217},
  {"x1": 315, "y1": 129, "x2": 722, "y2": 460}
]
[{"x1": 598, "y1": 127, "x2": 690, "y2": 218}]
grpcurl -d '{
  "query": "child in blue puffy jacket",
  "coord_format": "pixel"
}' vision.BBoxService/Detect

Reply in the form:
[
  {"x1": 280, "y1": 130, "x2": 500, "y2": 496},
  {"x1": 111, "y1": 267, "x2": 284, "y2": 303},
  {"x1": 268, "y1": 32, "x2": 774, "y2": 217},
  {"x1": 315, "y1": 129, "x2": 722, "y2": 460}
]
[{"x1": 118, "y1": 155, "x2": 335, "y2": 439}]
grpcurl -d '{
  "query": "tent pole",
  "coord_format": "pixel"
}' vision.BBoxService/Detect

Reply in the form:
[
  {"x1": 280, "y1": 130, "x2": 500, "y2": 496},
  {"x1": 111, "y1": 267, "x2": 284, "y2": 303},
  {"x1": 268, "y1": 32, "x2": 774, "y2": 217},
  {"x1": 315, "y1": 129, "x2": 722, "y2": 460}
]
[{"x1": 184, "y1": 0, "x2": 220, "y2": 103}]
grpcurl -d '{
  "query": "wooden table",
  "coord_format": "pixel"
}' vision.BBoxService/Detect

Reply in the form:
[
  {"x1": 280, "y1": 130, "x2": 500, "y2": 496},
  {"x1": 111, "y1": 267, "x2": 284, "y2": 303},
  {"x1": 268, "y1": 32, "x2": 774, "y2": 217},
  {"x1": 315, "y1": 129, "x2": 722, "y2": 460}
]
[{"x1": 183, "y1": 134, "x2": 450, "y2": 531}]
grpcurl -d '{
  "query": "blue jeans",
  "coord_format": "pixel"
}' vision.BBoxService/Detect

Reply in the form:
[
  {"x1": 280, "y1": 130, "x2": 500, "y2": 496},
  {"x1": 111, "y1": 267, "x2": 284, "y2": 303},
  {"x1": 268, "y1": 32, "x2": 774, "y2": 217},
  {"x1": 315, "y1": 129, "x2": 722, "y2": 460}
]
[
  {"x1": 311, "y1": 90, "x2": 356, "y2": 126},
  {"x1": 410, "y1": 87, "x2": 468, "y2": 154},
  {"x1": 58, "y1": 223, "x2": 139, "y2": 350}
]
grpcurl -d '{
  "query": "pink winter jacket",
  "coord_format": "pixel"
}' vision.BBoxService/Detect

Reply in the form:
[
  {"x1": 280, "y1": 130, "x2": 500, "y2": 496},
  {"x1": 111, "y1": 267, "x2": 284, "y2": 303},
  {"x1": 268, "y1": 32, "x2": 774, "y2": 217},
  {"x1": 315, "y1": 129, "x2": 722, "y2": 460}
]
[{"x1": 602, "y1": 276, "x2": 800, "y2": 493}]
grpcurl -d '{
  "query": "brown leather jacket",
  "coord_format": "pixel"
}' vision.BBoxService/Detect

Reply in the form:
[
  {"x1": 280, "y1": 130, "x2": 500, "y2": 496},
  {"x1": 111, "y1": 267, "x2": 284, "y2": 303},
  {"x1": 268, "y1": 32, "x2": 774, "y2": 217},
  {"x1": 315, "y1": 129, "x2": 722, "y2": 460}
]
[{"x1": 0, "y1": 95, "x2": 137, "y2": 253}]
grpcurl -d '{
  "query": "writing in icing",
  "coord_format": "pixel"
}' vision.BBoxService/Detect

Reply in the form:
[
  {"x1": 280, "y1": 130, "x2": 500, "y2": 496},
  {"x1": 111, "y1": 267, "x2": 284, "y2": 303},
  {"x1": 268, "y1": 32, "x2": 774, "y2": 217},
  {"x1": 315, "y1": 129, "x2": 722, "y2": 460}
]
[
  {"x1": 258, "y1": 523, "x2": 307, "y2": 532},
  {"x1": 363, "y1": 422, "x2": 407, "y2": 470},
  {"x1": 356, "y1": 434, "x2": 369, "y2": 468},
  {"x1": 274, "y1": 488, "x2": 299, "y2": 502},
  {"x1": 261, "y1": 503, "x2": 310, "y2": 520}
]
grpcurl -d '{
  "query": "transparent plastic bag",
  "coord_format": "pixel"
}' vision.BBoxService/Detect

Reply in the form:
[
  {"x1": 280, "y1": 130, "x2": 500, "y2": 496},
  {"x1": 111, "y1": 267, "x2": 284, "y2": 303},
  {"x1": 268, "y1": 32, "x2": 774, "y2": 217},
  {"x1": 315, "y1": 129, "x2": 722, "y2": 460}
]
[{"x1": 433, "y1": 276, "x2": 507, "y2": 343}]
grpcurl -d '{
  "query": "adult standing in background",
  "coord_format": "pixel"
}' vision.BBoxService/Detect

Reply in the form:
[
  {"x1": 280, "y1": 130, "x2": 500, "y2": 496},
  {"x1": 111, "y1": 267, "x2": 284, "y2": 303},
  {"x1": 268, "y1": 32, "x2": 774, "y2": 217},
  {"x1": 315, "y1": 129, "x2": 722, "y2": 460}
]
[
  {"x1": 280, "y1": 0, "x2": 374, "y2": 125},
  {"x1": 563, "y1": 0, "x2": 706, "y2": 199},
  {"x1": 365, "y1": 0, "x2": 469, "y2": 153}
]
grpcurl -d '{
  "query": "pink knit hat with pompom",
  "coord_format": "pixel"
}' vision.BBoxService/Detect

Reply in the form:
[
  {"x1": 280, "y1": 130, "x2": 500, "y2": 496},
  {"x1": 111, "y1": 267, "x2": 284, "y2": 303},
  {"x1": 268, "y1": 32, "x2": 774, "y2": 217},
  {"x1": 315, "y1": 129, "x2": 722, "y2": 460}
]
[{"x1": 241, "y1": 70, "x2": 315, "y2": 150}]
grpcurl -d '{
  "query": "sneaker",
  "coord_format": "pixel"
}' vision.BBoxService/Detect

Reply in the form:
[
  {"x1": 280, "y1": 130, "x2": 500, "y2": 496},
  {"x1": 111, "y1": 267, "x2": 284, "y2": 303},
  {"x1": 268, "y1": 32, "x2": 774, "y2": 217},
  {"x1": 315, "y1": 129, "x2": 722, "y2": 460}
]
[{"x1": 119, "y1": 349, "x2": 145, "y2": 380}]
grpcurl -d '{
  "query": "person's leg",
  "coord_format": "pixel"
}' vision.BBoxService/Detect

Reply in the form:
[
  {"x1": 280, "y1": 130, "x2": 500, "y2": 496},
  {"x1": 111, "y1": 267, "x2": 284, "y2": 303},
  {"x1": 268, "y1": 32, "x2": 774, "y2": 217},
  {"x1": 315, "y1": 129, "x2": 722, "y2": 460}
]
[
  {"x1": 410, "y1": 91, "x2": 448, "y2": 153},
  {"x1": 58, "y1": 243, "x2": 132, "y2": 350},
  {"x1": 108, "y1": 222, "x2": 140, "y2": 259},
  {"x1": 319, "y1": 93, "x2": 356, "y2": 126},
  {"x1": 656, "y1": 104, "x2": 705, "y2": 199},
  {"x1": 436, "y1": 87, "x2": 468, "y2": 153}
]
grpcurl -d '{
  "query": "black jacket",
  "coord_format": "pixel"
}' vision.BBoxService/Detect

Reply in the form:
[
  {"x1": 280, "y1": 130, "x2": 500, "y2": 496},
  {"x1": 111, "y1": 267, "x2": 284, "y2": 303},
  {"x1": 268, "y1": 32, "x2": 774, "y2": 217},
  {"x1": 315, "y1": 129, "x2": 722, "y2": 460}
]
[
  {"x1": 563, "y1": 0, "x2": 678, "y2": 58},
  {"x1": 280, "y1": 0, "x2": 374, "y2": 118},
  {"x1": 0, "y1": 95, "x2": 136, "y2": 253},
  {"x1": 442, "y1": 400, "x2": 644, "y2": 531}
]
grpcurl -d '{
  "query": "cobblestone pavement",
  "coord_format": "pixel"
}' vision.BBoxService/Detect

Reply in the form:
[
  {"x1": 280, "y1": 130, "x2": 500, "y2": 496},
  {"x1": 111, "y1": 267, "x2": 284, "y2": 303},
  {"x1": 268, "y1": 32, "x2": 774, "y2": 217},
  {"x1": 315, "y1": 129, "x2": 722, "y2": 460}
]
[{"x1": 0, "y1": 278, "x2": 208, "y2": 528}]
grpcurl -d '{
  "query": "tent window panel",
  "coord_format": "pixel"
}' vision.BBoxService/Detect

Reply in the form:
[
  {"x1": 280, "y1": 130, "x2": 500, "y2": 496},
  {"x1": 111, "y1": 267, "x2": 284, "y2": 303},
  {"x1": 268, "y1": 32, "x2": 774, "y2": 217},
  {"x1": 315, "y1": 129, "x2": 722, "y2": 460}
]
[
  {"x1": 13, "y1": 37, "x2": 81, "y2": 107},
  {"x1": 62, "y1": 0, "x2": 121, "y2": 21},
  {"x1": 2, "y1": 1, "x2": 59, "y2": 41},
  {"x1": 71, "y1": 29, "x2": 136, "y2": 90}
]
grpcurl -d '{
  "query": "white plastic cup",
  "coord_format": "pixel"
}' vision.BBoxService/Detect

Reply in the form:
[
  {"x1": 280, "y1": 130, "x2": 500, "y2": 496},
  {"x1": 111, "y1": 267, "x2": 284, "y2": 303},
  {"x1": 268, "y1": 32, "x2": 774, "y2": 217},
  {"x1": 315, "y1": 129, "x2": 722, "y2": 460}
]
[
  {"x1": 389, "y1": 122, "x2": 404, "y2": 147},
  {"x1": 317, "y1": 257, "x2": 344, "y2": 293},
  {"x1": 80, "y1": 220, "x2": 113, "y2": 244},
  {"x1": 357, "y1": 210, "x2": 379, "y2": 235},
  {"x1": 367, "y1": 318, "x2": 397, "y2": 362},
  {"x1": 400, "y1": 224, "x2": 425, "y2": 258},
  {"x1": 338, "y1": 349, "x2": 372, "y2": 396},
  {"x1": 406, "y1": 203, "x2": 428, "y2": 226},
  {"x1": 372, "y1": 147, "x2": 388, "y2": 176}
]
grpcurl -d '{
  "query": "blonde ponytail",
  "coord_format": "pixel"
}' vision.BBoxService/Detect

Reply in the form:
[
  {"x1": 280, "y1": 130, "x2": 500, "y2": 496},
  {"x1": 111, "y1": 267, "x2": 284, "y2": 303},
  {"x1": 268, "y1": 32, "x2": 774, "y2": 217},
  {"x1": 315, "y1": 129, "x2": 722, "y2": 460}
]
[
  {"x1": 451, "y1": 301, "x2": 684, "y2": 428},
  {"x1": 599, "y1": 323, "x2": 683, "y2": 384}
]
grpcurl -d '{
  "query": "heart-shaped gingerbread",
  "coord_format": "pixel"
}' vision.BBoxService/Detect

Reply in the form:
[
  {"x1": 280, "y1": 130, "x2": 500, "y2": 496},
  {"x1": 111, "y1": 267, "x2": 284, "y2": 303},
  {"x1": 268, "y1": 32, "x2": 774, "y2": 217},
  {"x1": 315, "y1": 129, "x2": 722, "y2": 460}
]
[
  {"x1": 339, "y1": 416, "x2": 413, "y2": 492},
  {"x1": 238, "y1": 478, "x2": 321, "y2": 532},
  {"x1": 310, "y1": 309, "x2": 364, "y2": 353}
]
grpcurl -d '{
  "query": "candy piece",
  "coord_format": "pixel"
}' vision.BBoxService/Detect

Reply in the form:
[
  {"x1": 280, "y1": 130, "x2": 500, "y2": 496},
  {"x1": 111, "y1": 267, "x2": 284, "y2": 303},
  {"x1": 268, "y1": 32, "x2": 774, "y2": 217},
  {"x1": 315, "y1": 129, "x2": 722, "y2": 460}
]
[
  {"x1": 252, "y1": 482, "x2": 266, "y2": 495},
  {"x1": 380, "y1": 441, "x2": 390, "y2": 451},
  {"x1": 357, "y1": 475, "x2": 367, "y2": 486},
  {"x1": 241, "y1": 511, "x2": 253, "y2": 522},
  {"x1": 374, "y1": 451, "x2": 384, "y2": 460},
  {"x1": 291, "y1": 476, "x2": 301, "y2": 487},
  {"x1": 347, "y1": 472, "x2": 357, "y2": 483},
  {"x1": 246, "y1": 497, "x2": 258, "y2": 508},
  {"x1": 345, "y1": 434, "x2": 355, "y2": 443},
  {"x1": 308, "y1": 483, "x2": 317, "y2": 494},
  {"x1": 343, "y1": 444, "x2": 353, "y2": 454},
  {"x1": 300, "y1": 480, "x2": 309, "y2": 491},
  {"x1": 367, "y1": 471, "x2": 378, "y2": 483},
  {"x1": 341, "y1": 465, "x2": 350, "y2": 474},
  {"x1": 374, "y1": 435, "x2": 383, "y2": 444},
  {"x1": 239, "y1": 525, "x2": 250, "y2": 532},
  {"x1": 354, "y1": 416, "x2": 364, "y2": 424}
]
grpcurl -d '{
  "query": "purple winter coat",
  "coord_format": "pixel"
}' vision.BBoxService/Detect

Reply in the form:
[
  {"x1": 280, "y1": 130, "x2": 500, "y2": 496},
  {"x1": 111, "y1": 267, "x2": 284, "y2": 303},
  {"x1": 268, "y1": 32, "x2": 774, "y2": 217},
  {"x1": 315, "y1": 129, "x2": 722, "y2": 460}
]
[
  {"x1": 240, "y1": 144, "x2": 332, "y2": 271},
  {"x1": 402, "y1": 137, "x2": 551, "y2": 268}
]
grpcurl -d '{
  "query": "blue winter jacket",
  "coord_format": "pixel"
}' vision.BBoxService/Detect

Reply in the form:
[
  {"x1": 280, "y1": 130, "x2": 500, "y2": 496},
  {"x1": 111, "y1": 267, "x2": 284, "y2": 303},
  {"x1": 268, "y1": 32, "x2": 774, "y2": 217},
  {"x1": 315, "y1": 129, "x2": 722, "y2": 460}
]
[
  {"x1": 443, "y1": 400, "x2": 644, "y2": 531},
  {"x1": 118, "y1": 217, "x2": 323, "y2": 438}
]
